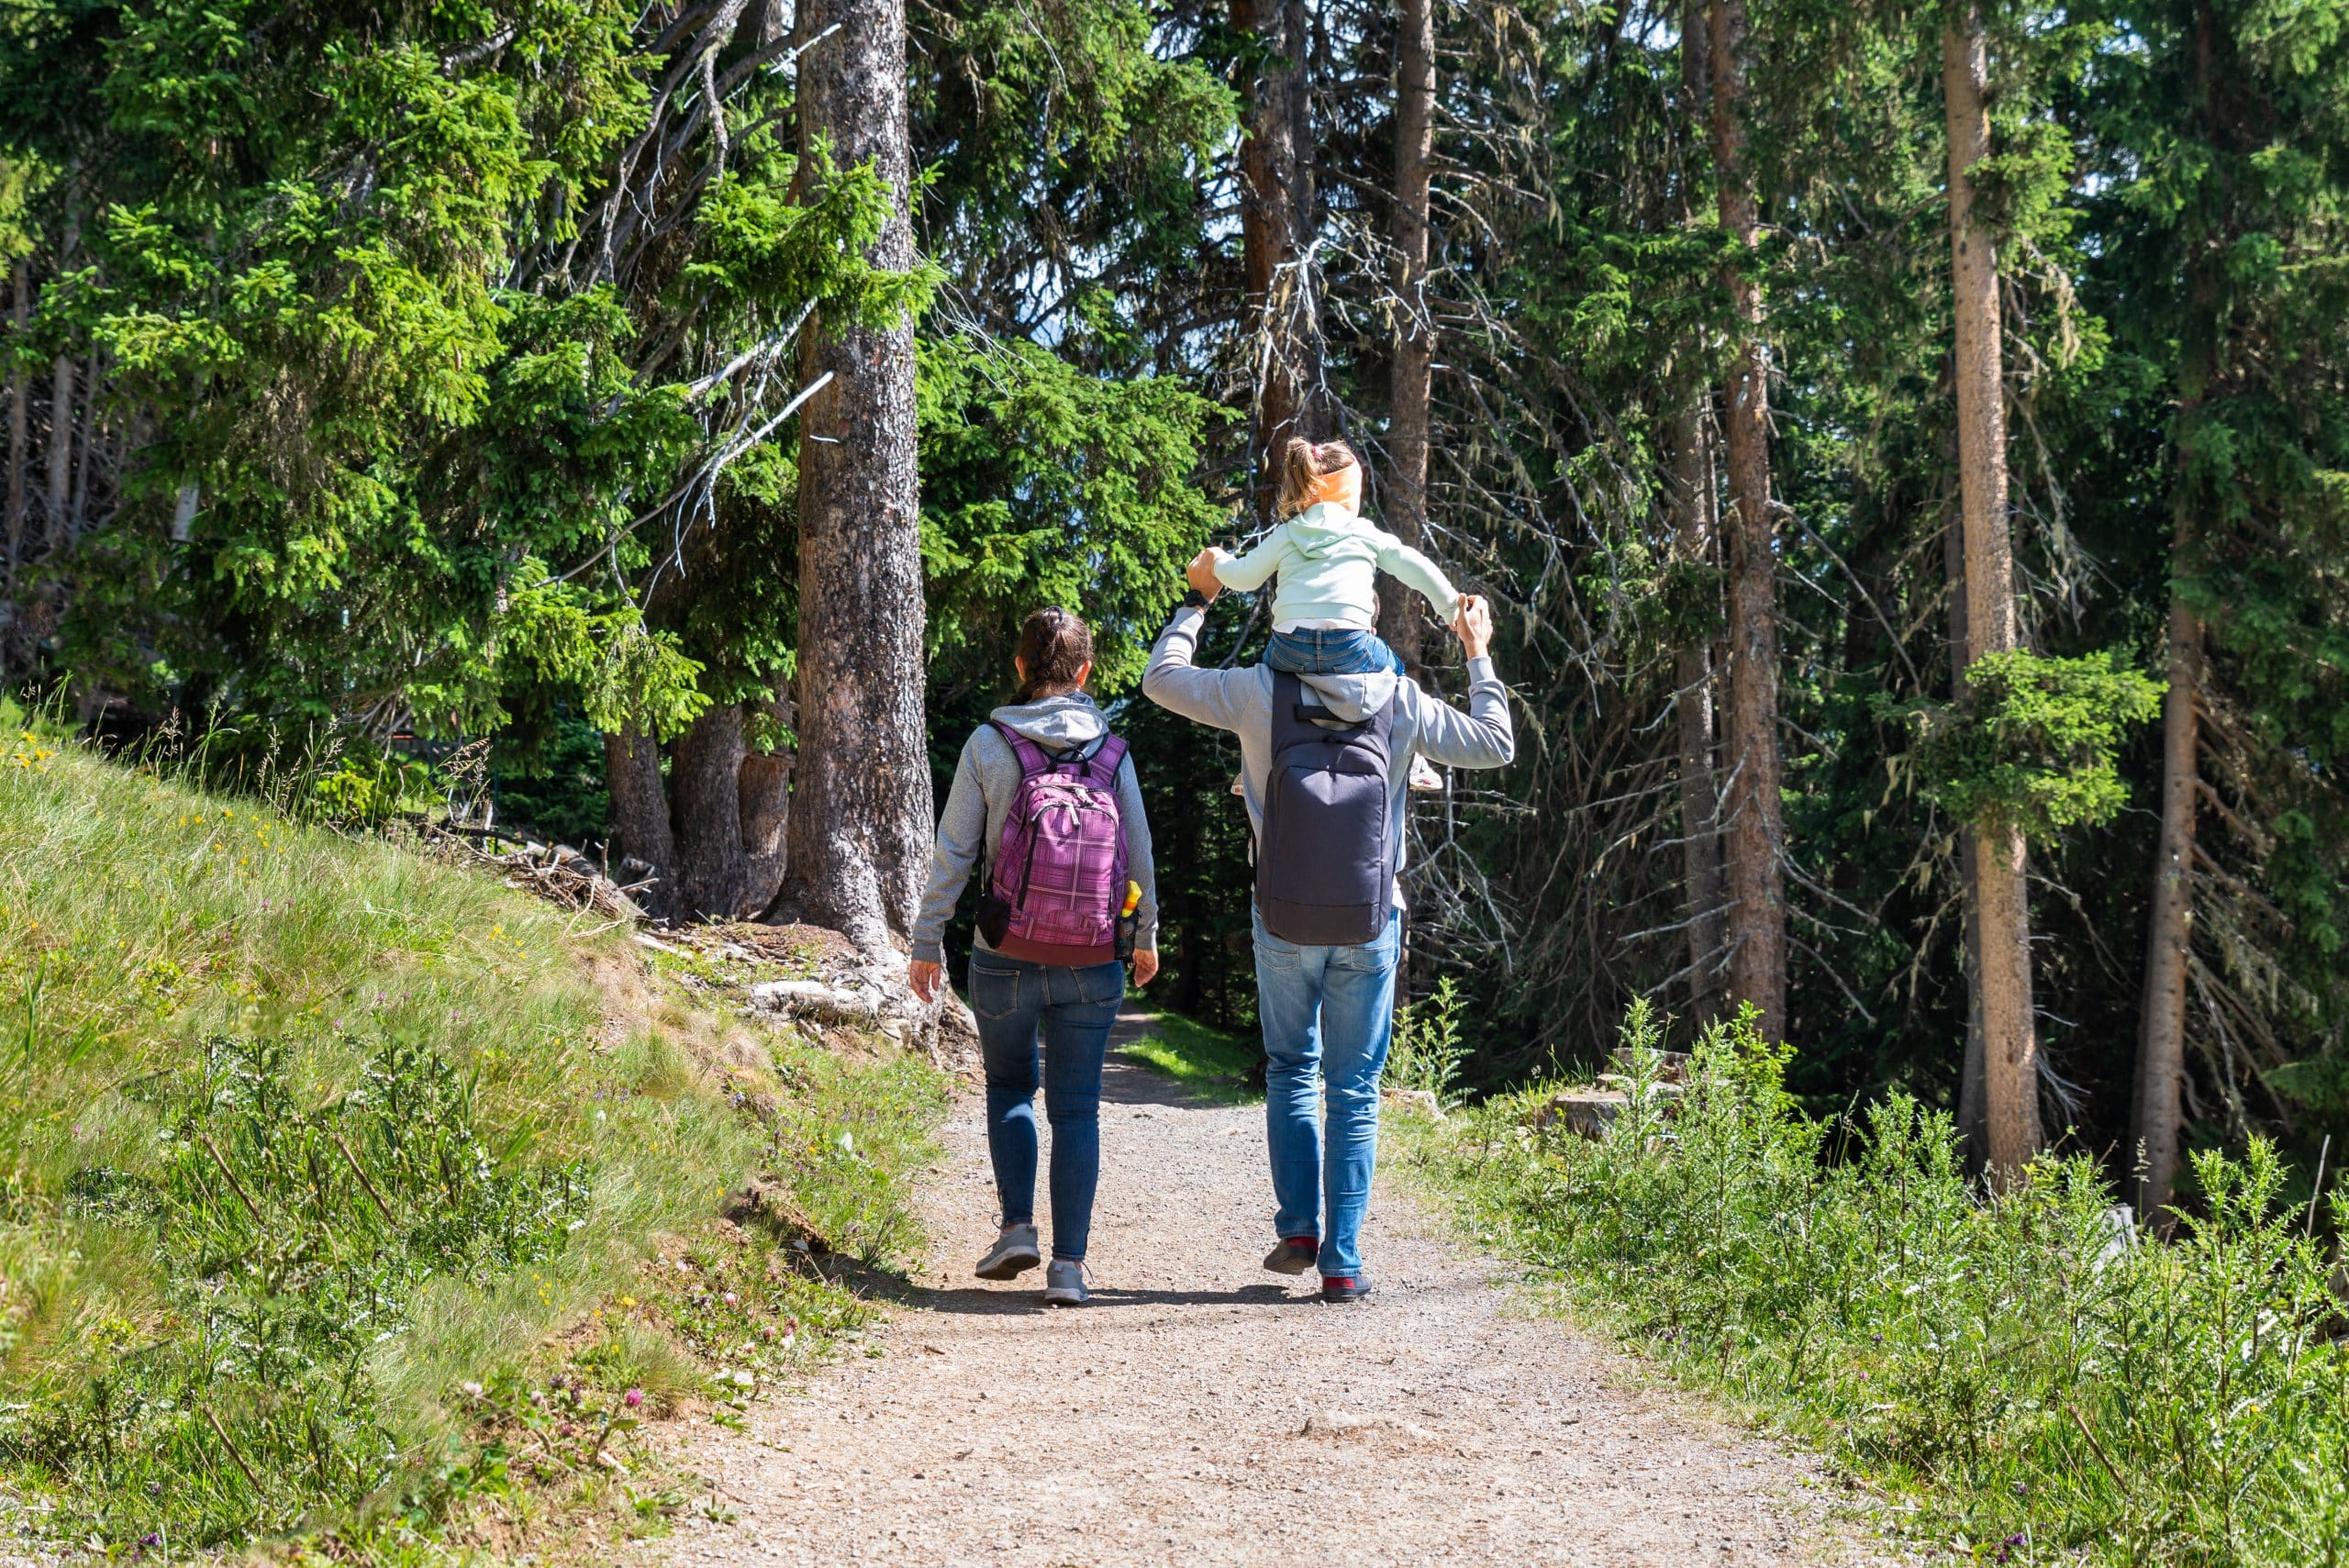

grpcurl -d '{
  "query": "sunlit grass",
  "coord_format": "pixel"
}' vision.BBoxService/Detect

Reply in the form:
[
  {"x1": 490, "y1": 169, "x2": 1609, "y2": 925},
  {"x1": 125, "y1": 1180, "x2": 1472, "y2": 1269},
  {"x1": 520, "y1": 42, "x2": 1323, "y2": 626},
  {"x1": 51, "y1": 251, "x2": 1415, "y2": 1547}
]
[
  {"x1": 0, "y1": 712, "x2": 947, "y2": 1553},
  {"x1": 1117, "y1": 1010, "x2": 1261, "y2": 1101}
]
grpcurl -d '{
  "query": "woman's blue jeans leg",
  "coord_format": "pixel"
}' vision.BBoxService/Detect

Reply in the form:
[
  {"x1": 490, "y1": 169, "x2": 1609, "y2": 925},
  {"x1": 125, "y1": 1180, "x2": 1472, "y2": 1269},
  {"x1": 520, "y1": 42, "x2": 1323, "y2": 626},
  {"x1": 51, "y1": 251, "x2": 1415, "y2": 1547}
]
[
  {"x1": 1252, "y1": 907, "x2": 1401, "y2": 1278},
  {"x1": 967, "y1": 952, "x2": 1124, "y2": 1262}
]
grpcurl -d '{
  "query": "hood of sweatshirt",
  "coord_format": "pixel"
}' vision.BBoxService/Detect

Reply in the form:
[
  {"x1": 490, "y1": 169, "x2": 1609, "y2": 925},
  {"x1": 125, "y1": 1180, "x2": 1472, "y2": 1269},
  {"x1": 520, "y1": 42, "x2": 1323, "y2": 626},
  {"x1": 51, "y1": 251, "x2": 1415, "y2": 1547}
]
[
  {"x1": 987, "y1": 691, "x2": 1110, "y2": 751},
  {"x1": 1295, "y1": 668, "x2": 1401, "y2": 723},
  {"x1": 1283, "y1": 502, "x2": 1385, "y2": 564}
]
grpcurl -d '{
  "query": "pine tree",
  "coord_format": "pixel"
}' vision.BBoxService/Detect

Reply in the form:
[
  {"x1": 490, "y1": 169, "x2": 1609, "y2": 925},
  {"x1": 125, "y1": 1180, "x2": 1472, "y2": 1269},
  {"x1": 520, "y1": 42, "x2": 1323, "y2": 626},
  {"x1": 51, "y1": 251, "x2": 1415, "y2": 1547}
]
[
  {"x1": 777, "y1": 0, "x2": 934, "y2": 948},
  {"x1": 1943, "y1": 0, "x2": 2043, "y2": 1178}
]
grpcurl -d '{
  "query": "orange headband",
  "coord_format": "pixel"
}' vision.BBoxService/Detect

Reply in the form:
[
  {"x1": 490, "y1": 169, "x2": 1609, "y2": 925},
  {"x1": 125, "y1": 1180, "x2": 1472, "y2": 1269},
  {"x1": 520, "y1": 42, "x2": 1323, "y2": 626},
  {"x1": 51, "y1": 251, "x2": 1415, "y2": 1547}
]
[{"x1": 1306, "y1": 464, "x2": 1362, "y2": 512}]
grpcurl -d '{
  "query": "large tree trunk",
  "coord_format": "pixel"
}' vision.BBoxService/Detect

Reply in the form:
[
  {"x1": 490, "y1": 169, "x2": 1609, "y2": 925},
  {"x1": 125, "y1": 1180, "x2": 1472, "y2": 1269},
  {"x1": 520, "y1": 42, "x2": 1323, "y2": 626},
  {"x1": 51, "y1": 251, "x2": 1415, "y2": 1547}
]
[
  {"x1": 779, "y1": 0, "x2": 932, "y2": 951},
  {"x1": 673, "y1": 701, "x2": 750, "y2": 919},
  {"x1": 1945, "y1": 511, "x2": 1990, "y2": 1166},
  {"x1": 2133, "y1": 579, "x2": 2199, "y2": 1226},
  {"x1": 1709, "y1": 0, "x2": 1787, "y2": 1036},
  {"x1": 604, "y1": 726, "x2": 677, "y2": 912},
  {"x1": 1945, "y1": 6, "x2": 2043, "y2": 1181},
  {"x1": 1374, "y1": 0, "x2": 1435, "y2": 678},
  {"x1": 1233, "y1": 0, "x2": 1322, "y2": 523}
]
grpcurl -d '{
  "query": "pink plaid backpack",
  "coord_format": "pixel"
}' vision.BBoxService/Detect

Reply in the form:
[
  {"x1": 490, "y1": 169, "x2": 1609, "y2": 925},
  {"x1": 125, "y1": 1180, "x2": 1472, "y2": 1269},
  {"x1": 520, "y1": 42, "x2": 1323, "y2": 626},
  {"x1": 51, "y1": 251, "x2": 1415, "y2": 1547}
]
[{"x1": 976, "y1": 724, "x2": 1130, "y2": 965}]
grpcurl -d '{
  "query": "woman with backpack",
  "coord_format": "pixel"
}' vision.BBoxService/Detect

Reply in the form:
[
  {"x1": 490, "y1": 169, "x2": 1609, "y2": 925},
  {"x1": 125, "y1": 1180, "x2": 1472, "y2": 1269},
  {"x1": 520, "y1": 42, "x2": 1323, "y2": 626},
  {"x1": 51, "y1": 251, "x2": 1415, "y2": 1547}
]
[{"x1": 908, "y1": 606, "x2": 1159, "y2": 1307}]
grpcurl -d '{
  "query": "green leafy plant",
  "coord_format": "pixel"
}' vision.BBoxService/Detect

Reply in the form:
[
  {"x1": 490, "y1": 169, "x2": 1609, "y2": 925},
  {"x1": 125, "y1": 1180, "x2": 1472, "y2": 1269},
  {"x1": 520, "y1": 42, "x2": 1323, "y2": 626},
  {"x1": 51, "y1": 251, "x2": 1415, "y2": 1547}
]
[
  {"x1": 1883, "y1": 649, "x2": 2165, "y2": 842},
  {"x1": 1403, "y1": 1004, "x2": 2349, "y2": 1566},
  {"x1": 1389, "y1": 977, "x2": 1471, "y2": 1105}
]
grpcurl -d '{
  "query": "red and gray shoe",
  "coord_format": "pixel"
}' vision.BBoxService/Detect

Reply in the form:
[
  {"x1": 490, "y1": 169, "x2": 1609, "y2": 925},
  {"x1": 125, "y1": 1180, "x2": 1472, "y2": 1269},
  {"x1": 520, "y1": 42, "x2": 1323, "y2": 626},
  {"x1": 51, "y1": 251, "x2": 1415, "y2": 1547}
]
[
  {"x1": 1263, "y1": 1237, "x2": 1319, "y2": 1275},
  {"x1": 1320, "y1": 1273, "x2": 1373, "y2": 1303}
]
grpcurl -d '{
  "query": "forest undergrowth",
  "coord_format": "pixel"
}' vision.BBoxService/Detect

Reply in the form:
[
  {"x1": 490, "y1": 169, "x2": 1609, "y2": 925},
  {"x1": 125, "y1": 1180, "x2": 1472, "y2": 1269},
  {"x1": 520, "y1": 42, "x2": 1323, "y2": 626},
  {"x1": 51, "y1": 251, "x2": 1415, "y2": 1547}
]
[
  {"x1": 0, "y1": 706, "x2": 948, "y2": 1561},
  {"x1": 1399, "y1": 1002, "x2": 2349, "y2": 1567}
]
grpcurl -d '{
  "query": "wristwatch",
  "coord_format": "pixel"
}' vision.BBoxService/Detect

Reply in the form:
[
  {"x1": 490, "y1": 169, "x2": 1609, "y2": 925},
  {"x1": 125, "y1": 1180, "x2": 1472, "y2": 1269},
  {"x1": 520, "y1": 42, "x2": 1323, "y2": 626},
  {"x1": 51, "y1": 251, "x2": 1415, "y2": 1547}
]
[{"x1": 1181, "y1": 587, "x2": 1211, "y2": 610}]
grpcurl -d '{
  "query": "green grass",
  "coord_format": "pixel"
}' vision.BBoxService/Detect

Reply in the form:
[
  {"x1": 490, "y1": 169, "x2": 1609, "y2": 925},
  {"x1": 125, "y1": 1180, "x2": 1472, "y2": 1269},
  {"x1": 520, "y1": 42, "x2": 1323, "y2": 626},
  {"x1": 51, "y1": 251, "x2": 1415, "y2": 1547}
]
[
  {"x1": 0, "y1": 714, "x2": 947, "y2": 1557},
  {"x1": 1395, "y1": 1000, "x2": 2349, "y2": 1567},
  {"x1": 1117, "y1": 1011, "x2": 1261, "y2": 1100}
]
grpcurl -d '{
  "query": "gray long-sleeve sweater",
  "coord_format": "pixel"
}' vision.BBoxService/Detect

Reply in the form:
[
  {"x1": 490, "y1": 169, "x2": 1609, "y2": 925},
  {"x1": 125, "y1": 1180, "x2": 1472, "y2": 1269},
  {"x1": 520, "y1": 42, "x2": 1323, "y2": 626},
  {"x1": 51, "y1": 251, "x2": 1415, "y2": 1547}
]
[
  {"x1": 909, "y1": 693, "x2": 1159, "y2": 966},
  {"x1": 1139, "y1": 605, "x2": 1514, "y2": 895}
]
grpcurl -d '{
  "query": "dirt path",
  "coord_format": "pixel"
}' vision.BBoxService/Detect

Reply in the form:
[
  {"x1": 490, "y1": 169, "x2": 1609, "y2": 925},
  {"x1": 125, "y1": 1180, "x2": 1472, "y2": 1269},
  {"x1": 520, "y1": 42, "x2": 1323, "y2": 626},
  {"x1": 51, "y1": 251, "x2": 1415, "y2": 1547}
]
[{"x1": 652, "y1": 1014, "x2": 1895, "y2": 1567}]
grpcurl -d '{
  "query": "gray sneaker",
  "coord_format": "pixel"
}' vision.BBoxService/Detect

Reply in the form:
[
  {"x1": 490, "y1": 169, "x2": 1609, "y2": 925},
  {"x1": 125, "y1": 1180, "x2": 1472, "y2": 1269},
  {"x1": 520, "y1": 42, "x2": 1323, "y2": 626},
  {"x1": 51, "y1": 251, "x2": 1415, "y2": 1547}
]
[
  {"x1": 975, "y1": 1223, "x2": 1041, "y2": 1280},
  {"x1": 1041, "y1": 1258, "x2": 1089, "y2": 1307}
]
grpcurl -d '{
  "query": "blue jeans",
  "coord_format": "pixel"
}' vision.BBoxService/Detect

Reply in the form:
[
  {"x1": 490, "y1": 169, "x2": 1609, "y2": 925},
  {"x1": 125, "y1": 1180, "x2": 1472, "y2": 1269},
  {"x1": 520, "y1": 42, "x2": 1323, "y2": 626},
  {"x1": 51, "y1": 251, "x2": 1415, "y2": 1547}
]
[
  {"x1": 968, "y1": 951, "x2": 1125, "y2": 1262},
  {"x1": 1252, "y1": 905, "x2": 1402, "y2": 1278},
  {"x1": 1265, "y1": 627, "x2": 1405, "y2": 677}
]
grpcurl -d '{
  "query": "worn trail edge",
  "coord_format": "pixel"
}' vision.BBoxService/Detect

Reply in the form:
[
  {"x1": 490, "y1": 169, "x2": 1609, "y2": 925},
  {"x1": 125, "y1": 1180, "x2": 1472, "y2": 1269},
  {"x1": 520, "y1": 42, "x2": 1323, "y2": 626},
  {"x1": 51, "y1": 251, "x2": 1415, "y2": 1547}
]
[{"x1": 653, "y1": 1020, "x2": 1897, "y2": 1566}]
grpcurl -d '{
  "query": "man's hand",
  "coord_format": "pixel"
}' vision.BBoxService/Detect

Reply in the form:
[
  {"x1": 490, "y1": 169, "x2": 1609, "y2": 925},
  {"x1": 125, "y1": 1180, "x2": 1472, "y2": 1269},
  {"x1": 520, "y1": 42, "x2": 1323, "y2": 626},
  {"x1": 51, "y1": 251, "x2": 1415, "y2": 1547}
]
[
  {"x1": 1131, "y1": 949, "x2": 1159, "y2": 988},
  {"x1": 1185, "y1": 548, "x2": 1224, "y2": 603},
  {"x1": 908, "y1": 958, "x2": 941, "y2": 1004},
  {"x1": 1453, "y1": 594, "x2": 1494, "y2": 659}
]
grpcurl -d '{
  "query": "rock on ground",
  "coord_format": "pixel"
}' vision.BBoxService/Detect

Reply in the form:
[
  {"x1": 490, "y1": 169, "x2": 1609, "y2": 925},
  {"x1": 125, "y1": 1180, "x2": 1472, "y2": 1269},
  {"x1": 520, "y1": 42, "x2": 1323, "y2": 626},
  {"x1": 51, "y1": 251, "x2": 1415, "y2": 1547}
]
[{"x1": 645, "y1": 1018, "x2": 1902, "y2": 1567}]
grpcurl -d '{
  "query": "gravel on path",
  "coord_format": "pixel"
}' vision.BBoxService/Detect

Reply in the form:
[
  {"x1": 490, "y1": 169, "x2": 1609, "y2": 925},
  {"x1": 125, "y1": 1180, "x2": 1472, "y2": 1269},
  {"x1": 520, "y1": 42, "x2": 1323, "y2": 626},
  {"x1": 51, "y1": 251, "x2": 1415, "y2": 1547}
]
[{"x1": 651, "y1": 1015, "x2": 1898, "y2": 1567}]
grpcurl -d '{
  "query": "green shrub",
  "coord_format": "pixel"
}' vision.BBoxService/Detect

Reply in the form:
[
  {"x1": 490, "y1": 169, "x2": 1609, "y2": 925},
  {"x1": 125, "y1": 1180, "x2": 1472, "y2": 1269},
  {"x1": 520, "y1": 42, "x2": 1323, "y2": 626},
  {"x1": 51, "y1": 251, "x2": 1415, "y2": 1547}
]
[{"x1": 1407, "y1": 1000, "x2": 2349, "y2": 1564}]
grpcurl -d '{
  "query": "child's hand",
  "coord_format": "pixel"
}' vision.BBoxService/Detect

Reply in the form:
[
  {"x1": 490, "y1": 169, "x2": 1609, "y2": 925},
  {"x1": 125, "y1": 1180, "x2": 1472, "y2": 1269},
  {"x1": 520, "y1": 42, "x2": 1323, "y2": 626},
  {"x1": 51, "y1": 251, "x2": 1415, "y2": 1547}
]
[{"x1": 1185, "y1": 549, "x2": 1224, "y2": 601}]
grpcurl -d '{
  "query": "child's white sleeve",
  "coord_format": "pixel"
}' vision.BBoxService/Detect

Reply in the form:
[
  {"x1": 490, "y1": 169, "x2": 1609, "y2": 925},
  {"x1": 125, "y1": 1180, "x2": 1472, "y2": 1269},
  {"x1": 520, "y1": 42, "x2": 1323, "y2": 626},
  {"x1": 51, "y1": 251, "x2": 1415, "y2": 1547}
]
[
  {"x1": 1375, "y1": 532, "x2": 1464, "y2": 623},
  {"x1": 1212, "y1": 527, "x2": 1289, "y2": 593}
]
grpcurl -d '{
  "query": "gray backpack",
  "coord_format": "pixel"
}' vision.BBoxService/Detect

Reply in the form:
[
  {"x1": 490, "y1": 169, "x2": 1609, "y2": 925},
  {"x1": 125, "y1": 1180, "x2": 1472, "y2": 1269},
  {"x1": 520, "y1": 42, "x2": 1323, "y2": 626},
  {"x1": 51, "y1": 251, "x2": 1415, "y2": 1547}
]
[{"x1": 1255, "y1": 672, "x2": 1398, "y2": 945}]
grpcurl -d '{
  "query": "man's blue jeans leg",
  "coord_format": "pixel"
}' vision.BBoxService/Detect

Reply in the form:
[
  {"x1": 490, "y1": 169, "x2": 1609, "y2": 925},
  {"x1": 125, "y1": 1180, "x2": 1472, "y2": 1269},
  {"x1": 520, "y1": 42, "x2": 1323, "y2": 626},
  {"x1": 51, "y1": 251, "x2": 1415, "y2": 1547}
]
[{"x1": 1253, "y1": 906, "x2": 1401, "y2": 1278}]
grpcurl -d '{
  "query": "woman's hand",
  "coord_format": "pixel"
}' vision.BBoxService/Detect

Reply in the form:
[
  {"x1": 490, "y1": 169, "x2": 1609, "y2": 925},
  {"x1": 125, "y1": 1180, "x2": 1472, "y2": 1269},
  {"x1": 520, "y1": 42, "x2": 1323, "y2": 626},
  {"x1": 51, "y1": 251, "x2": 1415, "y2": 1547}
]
[
  {"x1": 1130, "y1": 949, "x2": 1159, "y2": 988},
  {"x1": 908, "y1": 959, "x2": 942, "y2": 1004}
]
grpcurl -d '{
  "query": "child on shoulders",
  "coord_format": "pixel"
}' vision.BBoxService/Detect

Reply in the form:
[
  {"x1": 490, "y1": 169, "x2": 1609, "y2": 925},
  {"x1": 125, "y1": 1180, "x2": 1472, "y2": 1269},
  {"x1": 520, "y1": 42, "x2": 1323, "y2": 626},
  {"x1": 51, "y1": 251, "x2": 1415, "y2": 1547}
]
[{"x1": 1206, "y1": 438, "x2": 1461, "y2": 790}]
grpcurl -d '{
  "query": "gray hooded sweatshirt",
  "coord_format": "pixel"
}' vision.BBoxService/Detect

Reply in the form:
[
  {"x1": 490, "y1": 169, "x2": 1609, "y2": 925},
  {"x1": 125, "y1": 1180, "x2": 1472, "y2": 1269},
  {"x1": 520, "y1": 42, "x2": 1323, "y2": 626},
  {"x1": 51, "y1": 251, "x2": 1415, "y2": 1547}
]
[
  {"x1": 910, "y1": 693, "x2": 1158, "y2": 967},
  {"x1": 1140, "y1": 606, "x2": 1514, "y2": 897}
]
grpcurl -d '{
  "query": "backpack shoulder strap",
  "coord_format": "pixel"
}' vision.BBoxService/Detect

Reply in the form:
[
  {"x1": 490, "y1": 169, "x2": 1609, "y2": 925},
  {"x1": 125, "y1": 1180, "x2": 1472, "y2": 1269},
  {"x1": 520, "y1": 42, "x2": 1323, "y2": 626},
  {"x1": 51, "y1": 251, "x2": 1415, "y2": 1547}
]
[
  {"x1": 1085, "y1": 733, "x2": 1129, "y2": 787},
  {"x1": 1270, "y1": 672, "x2": 1309, "y2": 750},
  {"x1": 988, "y1": 720, "x2": 1054, "y2": 777}
]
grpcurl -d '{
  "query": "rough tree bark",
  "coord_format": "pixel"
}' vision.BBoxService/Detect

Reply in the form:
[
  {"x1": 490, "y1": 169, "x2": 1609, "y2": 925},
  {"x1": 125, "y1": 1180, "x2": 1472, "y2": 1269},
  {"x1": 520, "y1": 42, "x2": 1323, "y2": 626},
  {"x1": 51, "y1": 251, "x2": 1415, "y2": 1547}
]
[
  {"x1": 737, "y1": 685, "x2": 794, "y2": 913},
  {"x1": 673, "y1": 701, "x2": 750, "y2": 919},
  {"x1": 1709, "y1": 0, "x2": 1787, "y2": 1036},
  {"x1": 1945, "y1": 4, "x2": 2043, "y2": 1180},
  {"x1": 2133, "y1": 565, "x2": 2199, "y2": 1225},
  {"x1": 604, "y1": 727, "x2": 677, "y2": 909},
  {"x1": 1945, "y1": 509, "x2": 1990, "y2": 1166},
  {"x1": 1233, "y1": 0, "x2": 1322, "y2": 523},
  {"x1": 1374, "y1": 0, "x2": 1435, "y2": 679},
  {"x1": 777, "y1": 0, "x2": 932, "y2": 951}
]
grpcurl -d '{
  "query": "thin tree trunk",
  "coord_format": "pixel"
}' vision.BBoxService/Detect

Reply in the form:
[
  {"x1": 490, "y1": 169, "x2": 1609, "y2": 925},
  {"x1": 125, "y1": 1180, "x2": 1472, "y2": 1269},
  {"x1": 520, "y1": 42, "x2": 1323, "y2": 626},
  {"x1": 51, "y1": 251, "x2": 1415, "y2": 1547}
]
[
  {"x1": 6, "y1": 260, "x2": 26, "y2": 591},
  {"x1": 1670, "y1": 405, "x2": 1727, "y2": 1018},
  {"x1": 779, "y1": 0, "x2": 932, "y2": 951},
  {"x1": 604, "y1": 727, "x2": 677, "y2": 914},
  {"x1": 2133, "y1": 577, "x2": 2198, "y2": 1226},
  {"x1": 674, "y1": 701, "x2": 750, "y2": 919},
  {"x1": 1945, "y1": 5, "x2": 2042, "y2": 1180},
  {"x1": 1709, "y1": 0, "x2": 1787, "y2": 1037},
  {"x1": 1945, "y1": 512, "x2": 1989, "y2": 1166},
  {"x1": 1375, "y1": 0, "x2": 1435, "y2": 679},
  {"x1": 44, "y1": 353, "x2": 72, "y2": 549},
  {"x1": 1233, "y1": 0, "x2": 1322, "y2": 523},
  {"x1": 68, "y1": 351, "x2": 98, "y2": 540}
]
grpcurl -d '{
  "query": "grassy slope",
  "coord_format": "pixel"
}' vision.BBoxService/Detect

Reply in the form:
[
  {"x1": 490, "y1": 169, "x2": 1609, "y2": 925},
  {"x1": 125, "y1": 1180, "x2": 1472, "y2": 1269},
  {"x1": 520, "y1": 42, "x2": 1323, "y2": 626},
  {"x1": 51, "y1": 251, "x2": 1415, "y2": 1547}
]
[{"x1": 0, "y1": 723, "x2": 945, "y2": 1557}]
